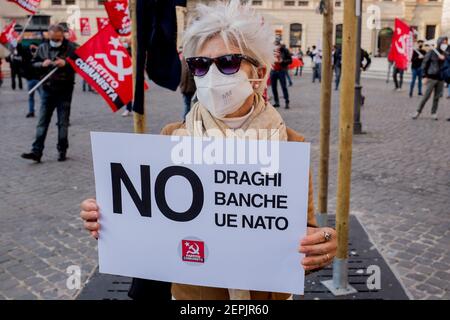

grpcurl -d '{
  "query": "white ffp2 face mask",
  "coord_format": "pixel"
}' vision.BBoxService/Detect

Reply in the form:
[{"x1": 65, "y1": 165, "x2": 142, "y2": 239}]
[
  {"x1": 440, "y1": 43, "x2": 448, "y2": 52},
  {"x1": 194, "y1": 64, "x2": 254, "y2": 118}
]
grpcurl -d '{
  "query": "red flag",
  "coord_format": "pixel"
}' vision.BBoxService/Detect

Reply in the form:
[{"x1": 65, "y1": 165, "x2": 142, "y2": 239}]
[
  {"x1": 67, "y1": 24, "x2": 148, "y2": 112},
  {"x1": 104, "y1": 0, "x2": 131, "y2": 36},
  {"x1": 388, "y1": 18, "x2": 413, "y2": 70},
  {"x1": 7, "y1": 0, "x2": 41, "y2": 14},
  {"x1": 80, "y1": 18, "x2": 91, "y2": 36},
  {"x1": 0, "y1": 20, "x2": 19, "y2": 47},
  {"x1": 96, "y1": 17, "x2": 110, "y2": 30}
]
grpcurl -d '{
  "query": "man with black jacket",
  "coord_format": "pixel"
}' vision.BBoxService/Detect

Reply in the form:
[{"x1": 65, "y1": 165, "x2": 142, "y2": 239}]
[
  {"x1": 270, "y1": 41, "x2": 291, "y2": 109},
  {"x1": 21, "y1": 24, "x2": 76, "y2": 162},
  {"x1": 409, "y1": 40, "x2": 426, "y2": 97},
  {"x1": 413, "y1": 36, "x2": 448, "y2": 120}
]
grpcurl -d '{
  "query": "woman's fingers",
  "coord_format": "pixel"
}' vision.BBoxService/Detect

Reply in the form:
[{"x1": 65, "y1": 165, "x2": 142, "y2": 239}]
[
  {"x1": 90, "y1": 231, "x2": 99, "y2": 239},
  {"x1": 80, "y1": 198, "x2": 98, "y2": 211},
  {"x1": 299, "y1": 241, "x2": 336, "y2": 256},
  {"x1": 303, "y1": 257, "x2": 333, "y2": 271},
  {"x1": 80, "y1": 210, "x2": 99, "y2": 222},
  {"x1": 84, "y1": 221, "x2": 100, "y2": 232},
  {"x1": 302, "y1": 250, "x2": 336, "y2": 270},
  {"x1": 301, "y1": 227, "x2": 335, "y2": 246}
]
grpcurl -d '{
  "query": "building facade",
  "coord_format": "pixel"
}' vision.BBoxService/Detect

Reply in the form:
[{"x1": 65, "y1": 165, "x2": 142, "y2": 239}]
[
  {"x1": 0, "y1": 0, "x2": 448, "y2": 56},
  {"x1": 179, "y1": 0, "x2": 447, "y2": 56}
]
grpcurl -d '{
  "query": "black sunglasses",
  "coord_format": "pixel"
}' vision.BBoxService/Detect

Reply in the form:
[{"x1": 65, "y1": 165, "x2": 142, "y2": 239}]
[{"x1": 186, "y1": 54, "x2": 260, "y2": 77}]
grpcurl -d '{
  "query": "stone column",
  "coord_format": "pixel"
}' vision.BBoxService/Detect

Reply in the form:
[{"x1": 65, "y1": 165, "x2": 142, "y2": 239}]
[{"x1": 442, "y1": 0, "x2": 450, "y2": 36}]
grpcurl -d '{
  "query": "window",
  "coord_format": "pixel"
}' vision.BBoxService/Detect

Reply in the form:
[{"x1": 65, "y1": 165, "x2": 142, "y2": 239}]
[
  {"x1": 251, "y1": 0, "x2": 263, "y2": 5},
  {"x1": 290, "y1": 23, "x2": 302, "y2": 48},
  {"x1": 51, "y1": 0, "x2": 62, "y2": 5},
  {"x1": 66, "y1": 0, "x2": 76, "y2": 4},
  {"x1": 298, "y1": 1, "x2": 309, "y2": 6},
  {"x1": 98, "y1": 0, "x2": 106, "y2": 5},
  {"x1": 284, "y1": 1, "x2": 295, "y2": 6},
  {"x1": 425, "y1": 25, "x2": 436, "y2": 40},
  {"x1": 335, "y1": 1, "x2": 342, "y2": 7},
  {"x1": 31, "y1": 15, "x2": 51, "y2": 28}
]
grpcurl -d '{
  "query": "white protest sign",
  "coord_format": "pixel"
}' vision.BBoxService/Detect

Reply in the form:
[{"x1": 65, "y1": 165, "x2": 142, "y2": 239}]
[{"x1": 91, "y1": 132, "x2": 310, "y2": 294}]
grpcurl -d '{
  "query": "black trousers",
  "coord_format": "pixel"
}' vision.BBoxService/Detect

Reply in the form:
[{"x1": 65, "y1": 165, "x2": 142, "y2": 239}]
[
  {"x1": 11, "y1": 66, "x2": 23, "y2": 90},
  {"x1": 393, "y1": 67, "x2": 404, "y2": 89}
]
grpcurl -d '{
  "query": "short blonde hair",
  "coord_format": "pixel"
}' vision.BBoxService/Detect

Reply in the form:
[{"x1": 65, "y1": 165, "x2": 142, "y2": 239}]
[{"x1": 182, "y1": 0, "x2": 275, "y2": 91}]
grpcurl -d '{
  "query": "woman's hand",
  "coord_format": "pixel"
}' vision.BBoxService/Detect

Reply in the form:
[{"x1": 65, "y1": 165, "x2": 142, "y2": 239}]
[
  {"x1": 80, "y1": 198, "x2": 100, "y2": 239},
  {"x1": 299, "y1": 227, "x2": 337, "y2": 272}
]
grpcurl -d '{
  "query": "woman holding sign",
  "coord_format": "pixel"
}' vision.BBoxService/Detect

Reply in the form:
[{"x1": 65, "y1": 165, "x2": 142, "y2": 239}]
[{"x1": 80, "y1": 0, "x2": 337, "y2": 300}]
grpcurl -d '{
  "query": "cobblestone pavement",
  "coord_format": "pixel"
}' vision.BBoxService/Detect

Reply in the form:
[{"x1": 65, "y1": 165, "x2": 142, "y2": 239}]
[{"x1": 0, "y1": 73, "x2": 449, "y2": 300}]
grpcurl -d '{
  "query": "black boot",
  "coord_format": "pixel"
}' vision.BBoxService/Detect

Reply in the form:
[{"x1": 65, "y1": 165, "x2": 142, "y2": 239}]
[
  {"x1": 58, "y1": 152, "x2": 67, "y2": 162},
  {"x1": 26, "y1": 112, "x2": 35, "y2": 118},
  {"x1": 21, "y1": 152, "x2": 41, "y2": 163}
]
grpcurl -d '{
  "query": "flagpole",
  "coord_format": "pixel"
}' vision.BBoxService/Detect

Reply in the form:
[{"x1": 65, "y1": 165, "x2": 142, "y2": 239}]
[
  {"x1": 130, "y1": 0, "x2": 146, "y2": 134},
  {"x1": 28, "y1": 67, "x2": 57, "y2": 95},
  {"x1": 18, "y1": 15, "x2": 34, "y2": 41}
]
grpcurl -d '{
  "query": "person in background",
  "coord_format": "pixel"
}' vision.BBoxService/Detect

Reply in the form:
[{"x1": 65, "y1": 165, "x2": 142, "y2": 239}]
[
  {"x1": 281, "y1": 44, "x2": 293, "y2": 86},
  {"x1": 18, "y1": 42, "x2": 42, "y2": 118},
  {"x1": 360, "y1": 47, "x2": 371, "y2": 71},
  {"x1": 82, "y1": 79, "x2": 94, "y2": 93},
  {"x1": 409, "y1": 40, "x2": 426, "y2": 97},
  {"x1": 180, "y1": 56, "x2": 196, "y2": 119},
  {"x1": 333, "y1": 45, "x2": 342, "y2": 90},
  {"x1": 392, "y1": 60, "x2": 405, "y2": 91},
  {"x1": 412, "y1": 36, "x2": 448, "y2": 120},
  {"x1": 21, "y1": 24, "x2": 76, "y2": 163},
  {"x1": 294, "y1": 46, "x2": 304, "y2": 76},
  {"x1": 310, "y1": 45, "x2": 322, "y2": 83},
  {"x1": 6, "y1": 45, "x2": 24, "y2": 90},
  {"x1": 270, "y1": 41, "x2": 291, "y2": 109}
]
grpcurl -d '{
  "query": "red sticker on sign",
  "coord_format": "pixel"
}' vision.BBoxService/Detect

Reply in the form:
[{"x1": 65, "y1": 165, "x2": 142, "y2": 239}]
[{"x1": 182, "y1": 240, "x2": 205, "y2": 263}]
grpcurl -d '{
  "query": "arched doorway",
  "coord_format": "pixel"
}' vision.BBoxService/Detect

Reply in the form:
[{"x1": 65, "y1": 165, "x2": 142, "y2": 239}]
[
  {"x1": 289, "y1": 23, "x2": 302, "y2": 48},
  {"x1": 378, "y1": 27, "x2": 393, "y2": 57}
]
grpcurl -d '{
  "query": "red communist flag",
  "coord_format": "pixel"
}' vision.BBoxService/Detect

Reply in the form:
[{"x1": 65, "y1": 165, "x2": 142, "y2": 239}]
[
  {"x1": 0, "y1": 20, "x2": 19, "y2": 47},
  {"x1": 67, "y1": 24, "x2": 148, "y2": 112},
  {"x1": 80, "y1": 18, "x2": 91, "y2": 36},
  {"x1": 97, "y1": 17, "x2": 110, "y2": 30},
  {"x1": 7, "y1": 0, "x2": 41, "y2": 14},
  {"x1": 388, "y1": 18, "x2": 413, "y2": 70},
  {"x1": 104, "y1": 0, "x2": 131, "y2": 36}
]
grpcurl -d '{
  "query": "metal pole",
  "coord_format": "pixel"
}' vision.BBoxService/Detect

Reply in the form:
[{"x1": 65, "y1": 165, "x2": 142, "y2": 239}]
[
  {"x1": 130, "y1": 0, "x2": 146, "y2": 134},
  {"x1": 322, "y1": 0, "x2": 357, "y2": 296},
  {"x1": 28, "y1": 67, "x2": 57, "y2": 95},
  {"x1": 353, "y1": 0, "x2": 363, "y2": 135},
  {"x1": 317, "y1": 0, "x2": 334, "y2": 228},
  {"x1": 18, "y1": 15, "x2": 34, "y2": 40}
]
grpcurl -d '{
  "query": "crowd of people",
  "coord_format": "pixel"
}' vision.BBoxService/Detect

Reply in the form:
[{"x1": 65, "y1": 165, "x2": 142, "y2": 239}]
[
  {"x1": 409, "y1": 36, "x2": 450, "y2": 121},
  {"x1": 385, "y1": 36, "x2": 450, "y2": 121},
  {"x1": 1, "y1": 20, "x2": 449, "y2": 167}
]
